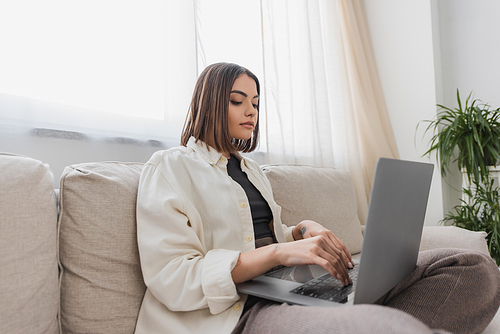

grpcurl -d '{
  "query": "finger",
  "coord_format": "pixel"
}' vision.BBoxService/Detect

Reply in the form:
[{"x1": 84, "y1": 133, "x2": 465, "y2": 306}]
[
  {"x1": 314, "y1": 247, "x2": 351, "y2": 286},
  {"x1": 328, "y1": 232, "x2": 351, "y2": 259},
  {"x1": 316, "y1": 251, "x2": 351, "y2": 286},
  {"x1": 317, "y1": 237, "x2": 353, "y2": 285},
  {"x1": 325, "y1": 232, "x2": 353, "y2": 266},
  {"x1": 319, "y1": 233, "x2": 352, "y2": 269},
  {"x1": 331, "y1": 236, "x2": 353, "y2": 267}
]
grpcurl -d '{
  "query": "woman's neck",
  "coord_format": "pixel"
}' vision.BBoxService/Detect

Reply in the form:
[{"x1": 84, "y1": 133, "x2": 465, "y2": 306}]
[{"x1": 202, "y1": 135, "x2": 235, "y2": 159}]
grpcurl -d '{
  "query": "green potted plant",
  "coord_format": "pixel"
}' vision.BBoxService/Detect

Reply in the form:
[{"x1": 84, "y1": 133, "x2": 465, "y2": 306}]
[
  {"x1": 442, "y1": 177, "x2": 500, "y2": 265},
  {"x1": 422, "y1": 90, "x2": 500, "y2": 183},
  {"x1": 421, "y1": 90, "x2": 500, "y2": 265}
]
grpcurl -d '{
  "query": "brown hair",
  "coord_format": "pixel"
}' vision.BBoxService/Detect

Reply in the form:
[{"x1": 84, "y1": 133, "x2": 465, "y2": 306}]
[{"x1": 180, "y1": 62, "x2": 260, "y2": 153}]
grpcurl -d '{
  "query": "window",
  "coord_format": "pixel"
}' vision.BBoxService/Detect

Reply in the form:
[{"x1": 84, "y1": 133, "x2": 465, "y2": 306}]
[
  {"x1": 0, "y1": 1, "x2": 195, "y2": 145},
  {"x1": 0, "y1": 1, "x2": 266, "y2": 148}
]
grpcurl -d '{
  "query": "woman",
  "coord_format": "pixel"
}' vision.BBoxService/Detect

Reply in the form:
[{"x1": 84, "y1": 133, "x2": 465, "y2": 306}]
[{"x1": 135, "y1": 62, "x2": 500, "y2": 334}]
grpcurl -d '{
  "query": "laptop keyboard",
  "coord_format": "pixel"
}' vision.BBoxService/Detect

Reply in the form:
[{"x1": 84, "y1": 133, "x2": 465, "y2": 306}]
[{"x1": 289, "y1": 265, "x2": 359, "y2": 303}]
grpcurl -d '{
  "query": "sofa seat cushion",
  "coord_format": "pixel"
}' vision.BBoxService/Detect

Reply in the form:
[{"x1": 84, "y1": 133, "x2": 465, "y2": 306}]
[
  {"x1": 262, "y1": 164, "x2": 364, "y2": 254},
  {"x1": 0, "y1": 153, "x2": 59, "y2": 334},
  {"x1": 58, "y1": 162, "x2": 146, "y2": 333}
]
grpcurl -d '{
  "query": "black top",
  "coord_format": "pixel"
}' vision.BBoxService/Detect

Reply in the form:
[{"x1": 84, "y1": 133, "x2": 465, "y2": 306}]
[{"x1": 226, "y1": 154, "x2": 274, "y2": 240}]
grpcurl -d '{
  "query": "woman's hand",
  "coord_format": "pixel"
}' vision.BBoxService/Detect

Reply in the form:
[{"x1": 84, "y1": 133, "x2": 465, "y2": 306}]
[
  {"x1": 232, "y1": 220, "x2": 353, "y2": 286},
  {"x1": 291, "y1": 220, "x2": 353, "y2": 285}
]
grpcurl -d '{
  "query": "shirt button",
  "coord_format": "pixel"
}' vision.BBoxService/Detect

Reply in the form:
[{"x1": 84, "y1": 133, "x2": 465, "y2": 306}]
[
  {"x1": 209, "y1": 159, "x2": 214, "y2": 163},
  {"x1": 220, "y1": 157, "x2": 226, "y2": 162},
  {"x1": 233, "y1": 304, "x2": 241, "y2": 311},
  {"x1": 246, "y1": 236, "x2": 253, "y2": 242},
  {"x1": 241, "y1": 203, "x2": 247, "y2": 208}
]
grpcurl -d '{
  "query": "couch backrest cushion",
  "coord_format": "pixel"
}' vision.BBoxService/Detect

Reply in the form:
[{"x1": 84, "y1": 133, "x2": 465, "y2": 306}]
[
  {"x1": 58, "y1": 162, "x2": 146, "y2": 333},
  {"x1": 0, "y1": 153, "x2": 59, "y2": 334},
  {"x1": 262, "y1": 164, "x2": 363, "y2": 254}
]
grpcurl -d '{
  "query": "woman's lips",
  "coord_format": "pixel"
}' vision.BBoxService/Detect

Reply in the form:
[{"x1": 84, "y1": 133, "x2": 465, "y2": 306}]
[{"x1": 241, "y1": 122, "x2": 254, "y2": 129}]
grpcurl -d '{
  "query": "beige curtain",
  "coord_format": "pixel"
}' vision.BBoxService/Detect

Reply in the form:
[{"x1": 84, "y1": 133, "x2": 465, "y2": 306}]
[{"x1": 260, "y1": 0, "x2": 399, "y2": 224}]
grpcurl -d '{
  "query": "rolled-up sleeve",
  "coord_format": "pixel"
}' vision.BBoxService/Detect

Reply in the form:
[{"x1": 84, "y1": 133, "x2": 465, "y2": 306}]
[
  {"x1": 137, "y1": 163, "x2": 241, "y2": 314},
  {"x1": 202, "y1": 249, "x2": 241, "y2": 314},
  {"x1": 282, "y1": 225, "x2": 296, "y2": 242},
  {"x1": 274, "y1": 203, "x2": 295, "y2": 242}
]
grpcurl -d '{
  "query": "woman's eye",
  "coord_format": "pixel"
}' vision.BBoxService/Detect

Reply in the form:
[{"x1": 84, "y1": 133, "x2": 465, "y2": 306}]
[
  {"x1": 230, "y1": 101, "x2": 242, "y2": 105},
  {"x1": 253, "y1": 104, "x2": 258, "y2": 109}
]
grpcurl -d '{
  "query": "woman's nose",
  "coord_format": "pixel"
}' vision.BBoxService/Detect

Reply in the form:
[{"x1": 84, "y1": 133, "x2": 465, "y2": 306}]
[{"x1": 245, "y1": 102, "x2": 257, "y2": 117}]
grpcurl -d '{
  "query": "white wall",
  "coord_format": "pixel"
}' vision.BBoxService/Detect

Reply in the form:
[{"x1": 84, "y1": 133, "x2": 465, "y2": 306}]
[
  {"x1": 437, "y1": 0, "x2": 500, "y2": 110},
  {"x1": 434, "y1": 0, "x2": 500, "y2": 213},
  {"x1": 363, "y1": 0, "x2": 444, "y2": 225}
]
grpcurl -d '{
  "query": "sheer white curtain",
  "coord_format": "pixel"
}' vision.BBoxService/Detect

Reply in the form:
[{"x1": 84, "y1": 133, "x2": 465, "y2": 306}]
[
  {"x1": 261, "y1": 0, "x2": 399, "y2": 223},
  {"x1": 0, "y1": 0, "x2": 197, "y2": 146}
]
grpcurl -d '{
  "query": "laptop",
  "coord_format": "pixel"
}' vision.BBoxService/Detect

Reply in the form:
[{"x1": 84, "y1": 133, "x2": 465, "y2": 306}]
[{"x1": 236, "y1": 158, "x2": 434, "y2": 307}]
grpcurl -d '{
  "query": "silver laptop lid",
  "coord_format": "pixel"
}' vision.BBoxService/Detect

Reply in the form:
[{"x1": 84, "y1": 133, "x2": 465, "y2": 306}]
[{"x1": 354, "y1": 158, "x2": 433, "y2": 304}]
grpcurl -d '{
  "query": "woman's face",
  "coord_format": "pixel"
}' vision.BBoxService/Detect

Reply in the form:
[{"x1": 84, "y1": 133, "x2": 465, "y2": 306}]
[{"x1": 228, "y1": 74, "x2": 259, "y2": 140}]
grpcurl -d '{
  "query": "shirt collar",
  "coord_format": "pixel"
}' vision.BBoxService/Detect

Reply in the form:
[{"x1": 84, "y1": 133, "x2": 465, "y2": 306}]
[
  {"x1": 186, "y1": 136, "x2": 252, "y2": 170},
  {"x1": 187, "y1": 137, "x2": 223, "y2": 165}
]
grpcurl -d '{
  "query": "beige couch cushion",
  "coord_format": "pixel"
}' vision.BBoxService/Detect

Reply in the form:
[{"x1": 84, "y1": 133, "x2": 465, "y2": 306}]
[
  {"x1": 262, "y1": 164, "x2": 363, "y2": 254},
  {"x1": 0, "y1": 153, "x2": 59, "y2": 334},
  {"x1": 58, "y1": 162, "x2": 146, "y2": 333},
  {"x1": 419, "y1": 225, "x2": 490, "y2": 255}
]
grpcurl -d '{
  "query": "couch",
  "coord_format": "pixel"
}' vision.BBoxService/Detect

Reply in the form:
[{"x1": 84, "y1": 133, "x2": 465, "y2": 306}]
[{"x1": 0, "y1": 152, "x2": 498, "y2": 333}]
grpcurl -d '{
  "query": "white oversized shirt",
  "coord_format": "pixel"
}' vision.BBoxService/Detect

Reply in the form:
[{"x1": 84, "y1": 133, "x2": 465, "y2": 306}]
[{"x1": 135, "y1": 137, "x2": 295, "y2": 334}]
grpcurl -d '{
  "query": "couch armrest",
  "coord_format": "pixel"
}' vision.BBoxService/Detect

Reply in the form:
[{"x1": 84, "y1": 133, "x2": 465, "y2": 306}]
[
  {"x1": 0, "y1": 153, "x2": 59, "y2": 334},
  {"x1": 419, "y1": 226, "x2": 490, "y2": 255}
]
